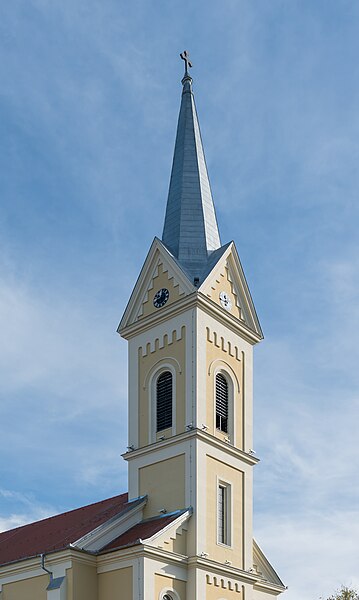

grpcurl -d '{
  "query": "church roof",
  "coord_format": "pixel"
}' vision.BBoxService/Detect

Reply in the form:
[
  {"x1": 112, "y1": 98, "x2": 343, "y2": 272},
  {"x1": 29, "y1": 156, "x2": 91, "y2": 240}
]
[
  {"x1": 0, "y1": 494, "x2": 188, "y2": 567},
  {"x1": 0, "y1": 493, "x2": 131, "y2": 566},
  {"x1": 100, "y1": 509, "x2": 187, "y2": 553},
  {"x1": 162, "y1": 62, "x2": 221, "y2": 280}
]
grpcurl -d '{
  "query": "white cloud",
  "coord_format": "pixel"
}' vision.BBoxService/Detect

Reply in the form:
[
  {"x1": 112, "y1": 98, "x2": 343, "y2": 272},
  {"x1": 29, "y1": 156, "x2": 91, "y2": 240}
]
[
  {"x1": 0, "y1": 489, "x2": 57, "y2": 532},
  {"x1": 255, "y1": 509, "x2": 359, "y2": 600},
  {"x1": 0, "y1": 272, "x2": 126, "y2": 413}
]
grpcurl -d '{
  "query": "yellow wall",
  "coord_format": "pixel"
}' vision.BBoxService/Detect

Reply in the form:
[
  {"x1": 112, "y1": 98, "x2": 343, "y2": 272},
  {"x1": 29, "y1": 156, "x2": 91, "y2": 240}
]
[
  {"x1": 98, "y1": 567, "x2": 133, "y2": 600},
  {"x1": 206, "y1": 328, "x2": 244, "y2": 449},
  {"x1": 158, "y1": 529, "x2": 187, "y2": 555},
  {"x1": 206, "y1": 455, "x2": 244, "y2": 568},
  {"x1": 70, "y1": 561, "x2": 97, "y2": 600},
  {"x1": 138, "y1": 327, "x2": 186, "y2": 447},
  {"x1": 140, "y1": 261, "x2": 184, "y2": 320},
  {"x1": 206, "y1": 579, "x2": 243, "y2": 599},
  {"x1": 1, "y1": 574, "x2": 48, "y2": 600},
  {"x1": 67, "y1": 567, "x2": 73, "y2": 600},
  {"x1": 155, "y1": 573, "x2": 186, "y2": 600},
  {"x1": 205, "y1": 263, "x2": 242, "y2": 321},
  {"x1": 139, "y1": 454, "x2": 186, "y2": 518}
]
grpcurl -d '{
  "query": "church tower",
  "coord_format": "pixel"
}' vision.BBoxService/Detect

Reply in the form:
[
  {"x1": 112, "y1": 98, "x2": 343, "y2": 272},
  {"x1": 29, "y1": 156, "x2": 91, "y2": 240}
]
[
  {"x1": 118, "y1": 54, "x2": 285, "y2": 599},
  {"x1": 0, "y1": 53, "x2": 285, "y2": 600}
]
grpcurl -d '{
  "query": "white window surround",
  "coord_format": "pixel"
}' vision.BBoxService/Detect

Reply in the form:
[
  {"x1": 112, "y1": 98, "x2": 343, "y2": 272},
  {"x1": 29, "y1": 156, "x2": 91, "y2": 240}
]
[
  {"x1": 216, "y1": 477, "x2": 233, "y2": 548},
  {"x1": 159, "y1": 588, "x2": 181, "y2": 600},
  {"x1": 147, "y1": 360, "x2": 179, "y2": 443},
  {"x1": 210, "y1": 362, "x2": 238, "y2": 445}
]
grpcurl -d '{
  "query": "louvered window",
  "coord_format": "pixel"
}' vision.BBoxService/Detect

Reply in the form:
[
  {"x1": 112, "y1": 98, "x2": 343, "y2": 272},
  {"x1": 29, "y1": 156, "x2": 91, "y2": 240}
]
[
  {"x1": 218, "y1": 484, "x2": 228, "y2": 544},
  {"x1": 216, "y1": 373, "x2": 228, "y2": 433},
  {"x1": 156, "y1": 371, "x2": 172, "y2": 432}
]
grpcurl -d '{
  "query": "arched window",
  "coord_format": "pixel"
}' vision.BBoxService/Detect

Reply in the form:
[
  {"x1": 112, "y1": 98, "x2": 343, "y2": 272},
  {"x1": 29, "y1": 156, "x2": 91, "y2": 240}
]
[
  {"x1": 156, "y1": 371, "x2": 173, "y2": 432},
  {"x1": 160, "y1": 590, "x2": 180, "y2": 600},
  {"x1": 216, "y1": 373, "x2": 228, "y2": 433}
]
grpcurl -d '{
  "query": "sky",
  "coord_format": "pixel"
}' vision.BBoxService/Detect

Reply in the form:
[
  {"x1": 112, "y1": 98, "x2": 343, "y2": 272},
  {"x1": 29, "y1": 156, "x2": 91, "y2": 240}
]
[{"x1": 0, "y1": 0, "x2": 358, "y2": 598}]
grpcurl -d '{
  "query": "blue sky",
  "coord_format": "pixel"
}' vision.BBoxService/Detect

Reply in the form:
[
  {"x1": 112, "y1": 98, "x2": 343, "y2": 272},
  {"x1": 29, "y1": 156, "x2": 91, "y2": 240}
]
[{"x1": 1, "y1": 1, "x2": 359, "y2": 598}]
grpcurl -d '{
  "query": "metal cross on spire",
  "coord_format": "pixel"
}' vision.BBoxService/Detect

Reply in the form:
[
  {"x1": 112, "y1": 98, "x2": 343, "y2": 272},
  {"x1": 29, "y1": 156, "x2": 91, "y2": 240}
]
[{"x1": 180, "y1": 50, "x2": 192, "y2": 75}]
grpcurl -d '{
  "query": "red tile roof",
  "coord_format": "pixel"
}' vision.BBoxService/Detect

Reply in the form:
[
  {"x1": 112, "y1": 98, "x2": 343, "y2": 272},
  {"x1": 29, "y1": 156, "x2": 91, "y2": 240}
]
[
  {"x1": 100, "y1": 511, "x2": 186, "y2": 553},
  {"x1": 0, "y1": 493, "x2": 130, "y2": 566}
]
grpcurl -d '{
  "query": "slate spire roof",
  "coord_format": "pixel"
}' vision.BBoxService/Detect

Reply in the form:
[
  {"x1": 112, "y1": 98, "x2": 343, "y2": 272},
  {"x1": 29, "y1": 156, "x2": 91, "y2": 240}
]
[{"x1": 162, "y1": 64, "x2": 221, "y2": 280}]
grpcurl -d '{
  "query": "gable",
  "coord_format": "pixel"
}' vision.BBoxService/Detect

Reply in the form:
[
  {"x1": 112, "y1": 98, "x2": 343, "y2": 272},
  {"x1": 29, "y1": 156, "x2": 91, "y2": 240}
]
[
  {"x1": 139, "y1": 260, "x2": 185, "y2": 320},
  {"x1": 200, "y1": 242, "x2": 263, "y2": 339},
  {"x1": 119, "y1": 238, "x2": 195, "y2": 334},
  {"x1": 204, "y1": 262, "x2": 242, "y2": 320},
  {"x1": 253, "y1": 539, "x2": 285, "y2": 587},
  {"x1": 142, "y1": 508, "x2": 191, "y2": 555}
]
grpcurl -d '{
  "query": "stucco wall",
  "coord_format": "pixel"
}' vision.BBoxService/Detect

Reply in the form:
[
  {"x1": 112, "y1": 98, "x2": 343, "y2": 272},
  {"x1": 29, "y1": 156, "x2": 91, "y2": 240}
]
[
  {"x1": 139, "y1": 453, "x2": 186, "y2": 518},
  {"x1": 155, "y1": 573, "x2": 186, "y2": 600},
  {"x1": 206, "y1": 455, "x2": 244, "y2": 568},
  {"x1": 205, "y1": 263, "x2": 242, "y2": 321},
  {"x1": 1, "y1": 574, "x2": 48, "y2": 600},
  {"x1": 98, "y1": 567, "x2": 133, "y2": 600},
  {"x1": 206, "y1": 328, "x2": 244, "y2": 449},
  {"x1": 138, "y1": 327, "x2": 186, "y2": 447},
  {"x1": 140, "y1": 260, "x2": 184, "y2": 320},
  {"x1": 206, "y1": 580, "x2": 243, "y2": 599},
  {"x1": 70, "y1": 562, "x2": 97, "y2": 600}
]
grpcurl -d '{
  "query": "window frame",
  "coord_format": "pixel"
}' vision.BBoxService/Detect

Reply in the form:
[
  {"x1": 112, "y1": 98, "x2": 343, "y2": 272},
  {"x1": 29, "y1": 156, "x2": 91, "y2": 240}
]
[
  {"x1": 212, "y1": 367, "x2": 236, "y2": 445},
  {"x1": 216, "y1": 478, "x2": 232, "y2": 547},
  {"x1": 149, "y1": 363, "x2": 177, "y2": 443},
  {"x1": 156, "y1": 370, "x2": 173, "y2": 432},
  {"x1": 215, "y1": 373, "x2": 229, "y2": 433},
  {"x1": 159, "y1": 589, "x2": 181, "y2": 600}
]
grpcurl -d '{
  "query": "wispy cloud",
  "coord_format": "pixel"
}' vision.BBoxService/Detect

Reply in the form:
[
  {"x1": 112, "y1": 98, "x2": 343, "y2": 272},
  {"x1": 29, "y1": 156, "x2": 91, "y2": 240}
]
[
  {"x1": 0, "y1": 2, "x2": 358, "y2": 596},
  {"x1": 255, "y1": 509, "x2": 359, "y2": 600},
  {"x1": 0, "y1": 489, "x2": 57, "y2": 532}
]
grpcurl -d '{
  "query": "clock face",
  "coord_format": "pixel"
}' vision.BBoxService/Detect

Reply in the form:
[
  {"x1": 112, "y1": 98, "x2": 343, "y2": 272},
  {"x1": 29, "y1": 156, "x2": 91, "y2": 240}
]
[
  {"x1": 153, "y1": 288, "x2": 170, "y2": 308},
  {"x1": 219, "y1": 291, "x2": 232, "y2": 311}
]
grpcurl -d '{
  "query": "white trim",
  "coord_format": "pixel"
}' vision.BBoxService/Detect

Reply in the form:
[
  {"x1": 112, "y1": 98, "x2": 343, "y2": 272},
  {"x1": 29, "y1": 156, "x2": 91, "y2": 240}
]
[
  {"x1": 148, "y1": 362, "x2": 177, "y2": 443},
  {"x1": 198, "y1": 241, "x2": 263, "y2": 338},
  {"x1": 124, "y1": 430, "x2": 258, "y2": 468},
  {"x1": 216, "y1": 477, "x2": 233, "y2": 548},
  {"x1": 119, "y1": 238, "x2": 195, "y2": 333},
  {"x1": 143, "y1": 509, "x2": 192, "y2": 545},
  {"x1": 128, "y1": 339, "x2": 139, "y2": 449},
  {"x1": 71, "y1": 497, "x2": 147, "y2": 552},
  {"x1": 159, "y1": 588, "x2": 181, "y2": 600},
  {"x1": 144, "y1": 358, "x2": 182, "y2": 390},
  {"x1": 121, "y1": 289, "x2": 262, "y2": 344},
  {"x1": 212, "y1": 365, "x2": 236, "y2": 446},
  {"x1": 208, "y1": 359, "x2": 240, "y2": 393},
  {"x1": 97, "y1": 556, "x2": 138, "y2": 574}
]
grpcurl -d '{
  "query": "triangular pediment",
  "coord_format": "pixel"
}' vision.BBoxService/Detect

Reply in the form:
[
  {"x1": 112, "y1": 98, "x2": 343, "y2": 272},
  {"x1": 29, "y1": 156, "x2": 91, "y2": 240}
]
[
  {"x1": 118, "y1": 238, "x2": 195, "y2": 334},
  {"x1": 199, "y1": 242, "x2": 263, "y2": 339}
]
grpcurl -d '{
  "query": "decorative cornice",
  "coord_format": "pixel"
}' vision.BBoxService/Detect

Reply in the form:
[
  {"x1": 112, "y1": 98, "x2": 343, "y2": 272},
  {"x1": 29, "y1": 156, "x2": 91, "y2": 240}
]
[
  {"x1": 122, "y1": 428, "x2": 259, "y2": 466},
  {"x1": 0, "y1": 549, "x2": 95, "y2": 584},
  {"x1": 187, "y1": 555, "x2": 286, "y2": 593},
  {"x1": 70, "y1": 496, "x2": 147, "y2": 552},
  {"x1": 120, "y1": 290, "x2": 262, "y2": 344}
]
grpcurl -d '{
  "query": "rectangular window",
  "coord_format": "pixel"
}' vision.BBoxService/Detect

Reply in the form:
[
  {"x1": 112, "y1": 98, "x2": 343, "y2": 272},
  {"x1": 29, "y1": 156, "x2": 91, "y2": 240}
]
[{"x1": 217, "y1": 483, "x2": 230, "y2": 545}]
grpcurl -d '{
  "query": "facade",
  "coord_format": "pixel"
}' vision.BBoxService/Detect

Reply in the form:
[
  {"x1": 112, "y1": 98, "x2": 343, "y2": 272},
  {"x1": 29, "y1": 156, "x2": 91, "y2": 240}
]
[{"x1": 0, "y1": 58, "x2": 286, "y2": 600}]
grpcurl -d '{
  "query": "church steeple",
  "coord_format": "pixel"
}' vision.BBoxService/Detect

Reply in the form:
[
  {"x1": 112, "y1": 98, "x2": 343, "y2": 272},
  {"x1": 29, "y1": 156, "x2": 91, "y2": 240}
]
[{"x1": 162, "y1": 52, "x2": 221, "y2": 280}]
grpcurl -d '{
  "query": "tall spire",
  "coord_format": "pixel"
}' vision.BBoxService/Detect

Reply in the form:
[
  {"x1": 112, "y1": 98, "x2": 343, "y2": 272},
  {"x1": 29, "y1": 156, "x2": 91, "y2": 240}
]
[{"x1": 162, "y1": 52, "x2": 221, "y2": 280}]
